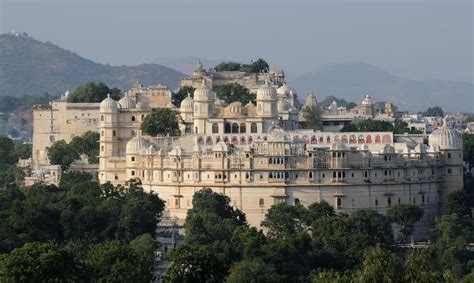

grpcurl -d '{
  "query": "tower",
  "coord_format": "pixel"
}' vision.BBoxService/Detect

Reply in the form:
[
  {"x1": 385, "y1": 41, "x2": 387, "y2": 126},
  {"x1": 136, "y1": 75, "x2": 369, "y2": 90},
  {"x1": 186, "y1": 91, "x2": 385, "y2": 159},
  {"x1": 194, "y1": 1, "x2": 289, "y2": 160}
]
[
  {"x1": 428, "y1": 118, "x2": 464, "y2": 213},
  {"x1": 99, "y1": 94, "x2": 119, "y2": 183},
  {"x1": 256, "y1": 81, "x2": 278, "y2": 132},
  {"x1": 192, "y1": 81, "x2": 215, "y2": 134}
]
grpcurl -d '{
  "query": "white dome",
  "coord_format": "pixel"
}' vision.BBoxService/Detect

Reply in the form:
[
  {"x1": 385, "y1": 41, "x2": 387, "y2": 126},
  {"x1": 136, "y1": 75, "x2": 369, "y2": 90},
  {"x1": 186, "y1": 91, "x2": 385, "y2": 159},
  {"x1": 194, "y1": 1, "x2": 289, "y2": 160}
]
[
  {"x1": 118, "y1": 95, "x2": 136, "y2": 109},
  {"x1": 429, "y1": 118, "x2": 463, "y2": 150},
  {"x1": 277, "y1": 83, "x2": 291, "y2": 96},
  {"x1": 245, "y1": 101, "x2": 256, "y2": 108},
  {"x1": 278, "y1": 99, "x2": 291, "y2": 112},
  {"x1": 361, "y1": 95, "x2": 374, "y2": 106},
  {"x1": 126, "y1": 136, "x2": 149, "y2": 155},
  {"x1": 194, "y1": 81, "x2": 215, "y2": 101},
  {"x1": 256, "y1": 82, "x2": 277, "y2": 101},
  {"x1": 100, "y1": 94, "x2": 118, "y2": 113},
  {"x1": 180, "y1": 94, "x2": 193, "y2": 112}
]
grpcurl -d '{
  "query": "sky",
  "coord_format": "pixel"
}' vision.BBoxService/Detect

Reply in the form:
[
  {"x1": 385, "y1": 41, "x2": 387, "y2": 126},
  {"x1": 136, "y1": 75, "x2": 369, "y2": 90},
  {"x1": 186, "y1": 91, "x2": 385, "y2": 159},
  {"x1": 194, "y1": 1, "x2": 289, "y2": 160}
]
[{"x1": 0, "y1": 0, "x2": 472, "y2": 82}]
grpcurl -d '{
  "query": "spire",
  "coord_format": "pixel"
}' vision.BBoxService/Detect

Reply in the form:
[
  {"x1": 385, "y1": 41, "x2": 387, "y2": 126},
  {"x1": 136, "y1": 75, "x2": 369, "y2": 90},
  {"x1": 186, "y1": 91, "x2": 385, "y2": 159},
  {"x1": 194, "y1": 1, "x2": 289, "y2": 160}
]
[{"x1": 107, "y1": 93, "x2": 111, "y2": 98}]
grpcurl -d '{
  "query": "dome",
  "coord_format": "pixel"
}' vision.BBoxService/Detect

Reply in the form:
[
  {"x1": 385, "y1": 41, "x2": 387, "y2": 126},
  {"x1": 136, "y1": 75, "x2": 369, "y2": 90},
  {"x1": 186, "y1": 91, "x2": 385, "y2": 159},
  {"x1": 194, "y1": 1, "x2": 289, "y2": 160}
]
[
  {"x1": 361, "y1": 95, "x2": 374, "y2": 106},
  {"x1": 180, "y1": 94, "x2": 194, "y2": 112},
  {"x1": 428, "y1": 118, "x2": 463, "y2": 150},
  {"x1": 277, "y1": 83, "x2": 291, "y2": 96},
  {"x1": 118, "y1": 94, "x2": 136, "y2": 109},
  {"x1": 100, "y1": 94, "x2": 118, "y2": 113},
  {"x1": 194, "y1": 81, "x2": 215, "y2": 101},
  {"x1": 256, "y1": 81, "x2": 277, "y2": 101},
  {"x1": 213, "y1": 141, "x2": 229, "y2": 152},
  {"x1": 277, "y1": 99, "x2": 291, "y2": 112},
  {"x1": 245, "y1": 101, "x2": 256, "y2": 108},
  {"x1": 126, "y1": 136, "x2": 149, "y2": 155}
]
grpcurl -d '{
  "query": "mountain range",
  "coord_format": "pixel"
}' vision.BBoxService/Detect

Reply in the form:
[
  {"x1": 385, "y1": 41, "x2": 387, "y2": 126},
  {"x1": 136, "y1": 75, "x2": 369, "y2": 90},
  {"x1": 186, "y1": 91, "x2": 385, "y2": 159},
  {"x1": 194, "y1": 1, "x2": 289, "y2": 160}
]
[
  {"x1": 0, "y1": 33, "x2": 471, "y2": 113},
  {"x1": 287, "y1": 62, "x2": 473, "y2": 113},
  {"x1": 0, "y1": 33, "x2": 185, "y2": 97}
]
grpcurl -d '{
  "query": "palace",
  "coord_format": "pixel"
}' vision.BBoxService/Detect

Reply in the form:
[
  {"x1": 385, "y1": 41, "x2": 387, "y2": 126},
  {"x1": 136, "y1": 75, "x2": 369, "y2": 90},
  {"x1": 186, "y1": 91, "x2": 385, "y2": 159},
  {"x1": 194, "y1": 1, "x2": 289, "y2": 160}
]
[{"x1": 98, "y1": 82, "x2": 464, "y2": 239}]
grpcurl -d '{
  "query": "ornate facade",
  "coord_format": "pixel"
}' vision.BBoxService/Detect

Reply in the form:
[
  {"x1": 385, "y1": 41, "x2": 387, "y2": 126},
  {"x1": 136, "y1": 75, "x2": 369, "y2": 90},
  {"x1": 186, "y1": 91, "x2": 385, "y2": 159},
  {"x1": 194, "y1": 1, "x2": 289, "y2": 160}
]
[{"x1": 98, "y1": 82, "x2": 464, "y2": 239}]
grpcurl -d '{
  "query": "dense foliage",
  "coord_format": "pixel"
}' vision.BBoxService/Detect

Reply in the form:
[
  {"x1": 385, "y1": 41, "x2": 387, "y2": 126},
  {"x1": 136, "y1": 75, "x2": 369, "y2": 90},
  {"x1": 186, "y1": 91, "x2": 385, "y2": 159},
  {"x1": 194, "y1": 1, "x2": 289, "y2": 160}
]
[
  {"x1": 47, "y1": 131, "x2": 99, "y2": 170},
  {"x1": 387, "y1": 204, "x2": 424, "y2": 243},
  {"x1": 172, "y1": 86, "x2": 195, "y2": 107},
  {"x1": 213, "y1": 58, "x2": 269, "y2": 73},
  {"x1": 422, "y1": 106, "x2": 444, "y2": 117},
  {"x1": 164, "y1": 188, "x2": 474, "y2": 282},
  {"x1": 464, "y1": 133, "x2": 474, "y2": 170},
  {"x1": 319, "y1": 95, "x2": 357, "y2": 110},
  {"x1": 0, "y1": 173, "x2": 164, "y2": 281},
  {"x1": 140, "y1": 108, "x2": 181, "y2": 137},
  {"x1": 0, "y1": 137, "x2": 27, "y2": 188},
  {"x1": 216, "y1": 83, "x2": 255, "y2": 105},
  {"x1": 67, "y1": 82, "x2": 121, "y2": 103},
  {"x1": 0, "y1": 93, "x2": 57, "y2": 113}
]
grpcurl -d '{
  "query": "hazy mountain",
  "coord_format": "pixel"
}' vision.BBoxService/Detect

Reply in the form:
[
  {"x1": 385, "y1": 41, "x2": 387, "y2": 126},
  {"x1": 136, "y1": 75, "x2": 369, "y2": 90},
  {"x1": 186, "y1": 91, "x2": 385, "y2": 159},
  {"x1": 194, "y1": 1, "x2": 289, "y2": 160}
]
[
  {"x1": 152, "y1": 56, "x2": 223, "y2": 75},
  {"x1": 0, "y1": 33, "x2": 185, "y2": 97},
  {"x1": 288, "y1": 62, "x2": 473, "y2": 113}
]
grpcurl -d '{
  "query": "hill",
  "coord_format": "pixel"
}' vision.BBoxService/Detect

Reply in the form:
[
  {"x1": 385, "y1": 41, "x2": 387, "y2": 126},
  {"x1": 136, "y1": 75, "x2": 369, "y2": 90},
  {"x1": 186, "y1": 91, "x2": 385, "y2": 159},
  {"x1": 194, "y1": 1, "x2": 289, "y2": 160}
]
[
  {"x1": 288, "y1": 62, "x2": 473, "y2": 113},
  {"x1": 152, "y1": 56, "x2": 222, "y2": 75},
  {"x1": 0, "y1": 33, "x2": 185, "y2": 97}
]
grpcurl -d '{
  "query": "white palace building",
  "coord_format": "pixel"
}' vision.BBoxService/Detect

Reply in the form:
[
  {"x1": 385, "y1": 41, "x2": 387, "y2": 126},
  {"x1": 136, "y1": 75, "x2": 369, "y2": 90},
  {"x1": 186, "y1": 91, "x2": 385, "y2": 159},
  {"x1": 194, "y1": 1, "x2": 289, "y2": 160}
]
[{"x1": 97, "y1": 81, "x2": 464, "y2": 239}]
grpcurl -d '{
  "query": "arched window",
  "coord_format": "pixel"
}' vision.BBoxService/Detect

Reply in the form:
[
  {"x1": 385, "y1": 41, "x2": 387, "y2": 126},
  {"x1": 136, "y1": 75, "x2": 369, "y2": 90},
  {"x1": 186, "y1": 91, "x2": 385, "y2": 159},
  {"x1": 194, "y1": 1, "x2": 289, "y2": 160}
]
[
  {"x1": 251, "y1": 123, "x2": 257, "y2": 133},
  {"x1": 232, "y1": 123, "x2": 239, "y2": 133},
  {"x1": 212, "y1": 123, "x2": 219, "y2": 134},
  {"x1": 240, "y1": 123, "x2": 246, "y2": 133},
  {"x1": 131, "y1": 116, "x2": 136, "y2": 122},
  {"x1": 224, "y1": 123, "x2": 231, "y2": 133},
  {"x1": 112, "y1": 130, "x2": 116, "y2": 137},
  {"x1": 259, "y1": 198, "x2": 264, "y2": 207},
  {"x1": 375, "y1": 135, "x2": 381, "y2": 143},
  {"x1": 131, "y1": 130, "x2": 136, "y2": 137},
  {"x1": 206, "y1": 136, "x2": 213, "y2": 145},
  {"x1": 101, "y1": 115, "x2": 105, "y2": 121},
  {"x1": 366, "y1": 135, "x2": 372, "y2": 144}
]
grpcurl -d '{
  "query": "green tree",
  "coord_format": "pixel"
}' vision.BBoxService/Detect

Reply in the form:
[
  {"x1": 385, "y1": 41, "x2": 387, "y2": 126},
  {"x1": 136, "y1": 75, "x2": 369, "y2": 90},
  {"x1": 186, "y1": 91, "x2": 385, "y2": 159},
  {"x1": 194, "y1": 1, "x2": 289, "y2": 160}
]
[
  {"x1": 261, "y1": 203, "x2": 308, "y2": 238},
  {"x1": 341, "y1": 119, "x2": 394, "y2": 132},
  {"x1": 241, "y1": 58, "x2": 270, "y2": 73},
  {"x1": 14, "y1": 143, "x2": 32, "y2": 159},
  {"x1": 431, "y1": 213, "x2": 474, "y2": 277},
  {"x1": 67, "y1": 82, "x2": 121, "y2": 103},
  {"x1": 130, "y1": 233, "x2": 158, "y2": 259},
  {"x1": 301, "y1": 105, "x2": 323, "y2": 130},
  {"x1": 46, "y1": 140, "x2": 80, "y2": 170},
  {"x1": 140, "y1": 108, "x2": 181, "y2": 137},
  {"x1": 164, "y1": 244, "x2": 224, "y2": 283},
  {"x1": 311, "y1": 270, "x2": 352, "y2": 283},
  {"x1": 404, "y1": 249, "x2": 439, "y2": 282},
  {"x1": 216, "y1": 83, "x2": 255, "y2": 105},
  {"x1": 86, "y1": 241, "x2": 154, "y2": 282},
  {"x1": 387, "y1": 204, "x2": 424, "y2": 243},
  {"x1": 303, "y1": 200, "x2": 336, "y2": 226},
  {"x1": 214, "y1": 61, "x2": 242, "y2": 72},
  {"x1": 70, "y1": 131, "x2": 100, "y2": 164},
  {"x1": 0, "y1": 242, "x2": 81, "y2": 282},
  {"x1": 353, "y1": 245, "x2": 399, "y2": 283},
  {"x1": 448, "y1": 190, "x2": 473, "y2": 216},
  {"x1": 464, "y1": 133, "x2": 474, "y2": 170},
  {"x1": 185, "y1": 188, "x2": 246, "y2": 245},
  {"x1": 0, "y1": 136, "x2": 18, "y2": 166},
  {"x1": 226, "y1": 259, "x2": 286, "y2": 283},
  {"x1": 423, "y1": 106, "x2": 444, "y2": 117},
  {"x1": 172, "y1": 86, "x2": 195, "y2": 107}
]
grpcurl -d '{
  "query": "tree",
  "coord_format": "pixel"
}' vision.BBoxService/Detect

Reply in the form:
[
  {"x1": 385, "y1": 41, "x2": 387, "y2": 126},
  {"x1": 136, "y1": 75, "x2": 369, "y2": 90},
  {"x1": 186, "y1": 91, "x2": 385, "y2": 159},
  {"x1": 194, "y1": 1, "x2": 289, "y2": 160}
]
[
  {"x1": 46, "y1": 140, "x2": 80, "y2": 170},
  {"x1": 86, "y1": 241, "x2": 154, "y2": 282},
  {"x1": 214, "y1": 61, "x2": 242, "y2": 72},
  {"x1": 464, "y1": 133, "x2": 474, "y2": 170},
  {"x1": 353, "y1": 245, "x2": 399, "y2": 283},
  {"x1": 172, "y1": 86, "x2": 195, "y2": 107},
  {"x1": 404, "y1": 249, "x2": 439, "y2": 282},
  {"x1": 261, "y1": 203, "x2": 308, "y2": 238},
  {"x1": 140, "y1": 108, "x2": 181, "y2": 137},
  {"x1": 448, "y1": 190, "x2": 473, "y2": 217},
  {"x1": 303, "y1": 200, "x2": 335, "y2": 226},
  {"x1": 0, "y1": 136, "x2": 18, "y2": 166},
  {"x1": 341, "y1": 119, "x2": 394, "y2": 132},
  {"x1": 185, "y1": 188, "x2": 246, "y2": 245},
  {"x1": 241, "y1": 58, "x2": 270, "y2": 73},
  {"x1": 70, "y1": 131, "x2": 100, "y2": 164},
  {"x1": 0, "y1": 242, "x2": 81, "y2": 282},
  {"x1": 216, "y1": 83, "x2": 255, "y2": 105},
  {"x1": 301, "y1": 105, "x2": 323, "y2": 130},
  {"x1": 387, "y1": 204, "x2": 424, "y2": 243},
  {"x1": 431, "y1": 213, "x2": 474, "y2": 277},
  {"x1": 226, "y1": 259, "x2": 286, "y2": 283},
  {"x1": 423, "y1": 106, "x2": 444, "y2": 117},
  {"x1": 163, "y1": 244, "x2": 224, "y2": 283},
  {"x1": 311, "y1": 270, "x2": 352, "y2": 283},
  {"x1": 67, "y1": 82, "x2": 121, "y2": 103},
  {"x1": 130, "y1": 233, "x2": 158, "y2": 259},
  {"x1": 14, "y1": 143, "x2": 32, "y2": 160}
]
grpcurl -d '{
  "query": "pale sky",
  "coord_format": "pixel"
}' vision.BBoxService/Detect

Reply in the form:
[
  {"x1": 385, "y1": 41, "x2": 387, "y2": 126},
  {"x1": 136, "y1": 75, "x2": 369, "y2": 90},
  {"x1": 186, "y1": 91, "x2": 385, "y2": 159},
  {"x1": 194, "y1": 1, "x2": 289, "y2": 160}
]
[{"x1": 1, "y1": 0, "x2": 472, "y2": 82}]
